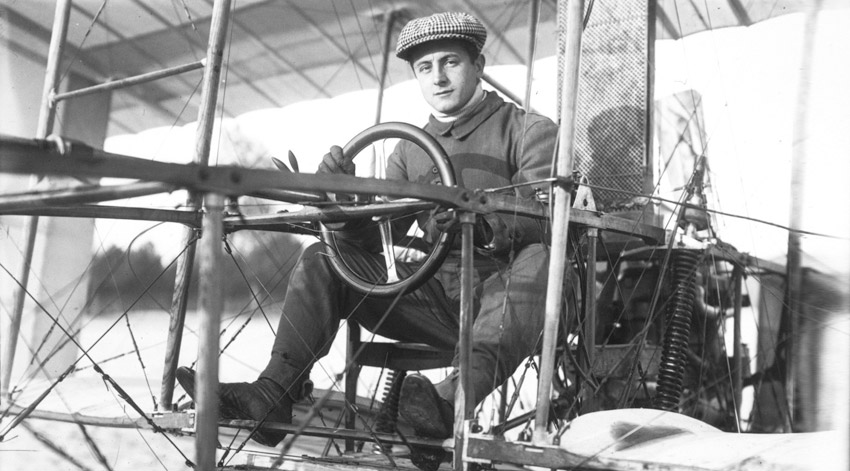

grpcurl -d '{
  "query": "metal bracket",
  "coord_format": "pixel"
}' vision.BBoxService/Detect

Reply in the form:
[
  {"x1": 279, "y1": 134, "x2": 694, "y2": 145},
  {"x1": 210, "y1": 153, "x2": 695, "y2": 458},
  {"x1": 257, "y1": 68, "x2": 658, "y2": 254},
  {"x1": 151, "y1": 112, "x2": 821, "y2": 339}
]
[{"x1": 572, "y1": 176, "x2": 597, "y2": 212}]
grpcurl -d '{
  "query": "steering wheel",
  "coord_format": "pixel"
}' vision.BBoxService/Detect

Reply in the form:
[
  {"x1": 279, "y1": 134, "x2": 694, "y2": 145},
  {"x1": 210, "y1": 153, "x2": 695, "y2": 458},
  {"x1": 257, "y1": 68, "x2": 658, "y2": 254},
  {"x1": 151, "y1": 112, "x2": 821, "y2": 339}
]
[{"x1": 319, "y1": 122, "x2": 456, "y2": 297}]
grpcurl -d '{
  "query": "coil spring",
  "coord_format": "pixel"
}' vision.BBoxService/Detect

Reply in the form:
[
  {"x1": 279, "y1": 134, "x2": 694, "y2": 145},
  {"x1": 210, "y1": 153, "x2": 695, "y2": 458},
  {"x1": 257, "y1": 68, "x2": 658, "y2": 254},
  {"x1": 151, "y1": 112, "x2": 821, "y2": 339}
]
[
  {"x1": 654, "y1": 249, "x2": 700, "y2": 411},
  {"x1": 372, "y1": 370, "x2": 406, "y2": 454}
]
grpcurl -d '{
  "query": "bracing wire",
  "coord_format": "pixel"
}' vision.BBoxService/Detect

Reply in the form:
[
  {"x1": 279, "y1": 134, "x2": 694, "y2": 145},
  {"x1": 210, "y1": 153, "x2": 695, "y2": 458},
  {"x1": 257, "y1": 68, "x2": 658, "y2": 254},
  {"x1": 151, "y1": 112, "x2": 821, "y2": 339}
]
[
  {"x1": 331, "y1": 2, "x2": 367, "y2": 90},
  {"x1": 346, "y1": 0, "x2": 381, "y2": 78},
  {"x1": 5, "y1": 223, "x2": 156, "y2": 397},
  {"x1": 177, "y1": 0, "x2": 200, "y2": 34},
  {"x1": 58, "y1": 0, "x2": 109, "y2": 85},
  {"x1": 9, "y1": 223, "x2": 180, "y2": 399},
  {"x1": 0, "y1": 246, "x2": 197, "y2": 466}
]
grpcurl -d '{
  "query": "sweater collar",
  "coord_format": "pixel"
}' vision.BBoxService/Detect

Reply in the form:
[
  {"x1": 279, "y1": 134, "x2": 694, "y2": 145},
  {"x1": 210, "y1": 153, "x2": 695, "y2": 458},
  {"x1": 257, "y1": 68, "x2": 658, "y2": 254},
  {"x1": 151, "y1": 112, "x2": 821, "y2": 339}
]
[{"x1": 427, "y1": 91, "x2": 504, "y2": 139}]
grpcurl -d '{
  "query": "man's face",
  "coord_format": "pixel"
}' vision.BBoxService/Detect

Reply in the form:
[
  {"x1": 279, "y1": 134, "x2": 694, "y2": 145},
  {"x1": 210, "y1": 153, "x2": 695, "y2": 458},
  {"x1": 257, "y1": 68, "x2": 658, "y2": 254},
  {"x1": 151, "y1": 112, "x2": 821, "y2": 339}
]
[{"x1": 409, "y1": 40, "x2": 484, "y2": 115}]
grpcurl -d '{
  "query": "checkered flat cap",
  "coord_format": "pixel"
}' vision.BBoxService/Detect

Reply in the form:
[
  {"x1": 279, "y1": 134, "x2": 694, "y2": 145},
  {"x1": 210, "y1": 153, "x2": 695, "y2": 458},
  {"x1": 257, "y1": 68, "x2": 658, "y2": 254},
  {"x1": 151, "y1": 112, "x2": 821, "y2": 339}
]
[{"x1": 396, "y1": 12, "x2": 487, "y2": 60}]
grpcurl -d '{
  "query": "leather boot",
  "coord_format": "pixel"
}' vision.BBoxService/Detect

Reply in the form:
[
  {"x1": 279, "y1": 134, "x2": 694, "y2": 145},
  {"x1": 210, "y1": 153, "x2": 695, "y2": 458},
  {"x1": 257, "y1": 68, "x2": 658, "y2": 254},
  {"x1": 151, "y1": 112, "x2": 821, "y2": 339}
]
[
  {"x1": 398, "y1": 373, "x2": 454, "y2": 439},
  {"x1": 176, "y1": 367, "x2": 292, "y2": 447}
]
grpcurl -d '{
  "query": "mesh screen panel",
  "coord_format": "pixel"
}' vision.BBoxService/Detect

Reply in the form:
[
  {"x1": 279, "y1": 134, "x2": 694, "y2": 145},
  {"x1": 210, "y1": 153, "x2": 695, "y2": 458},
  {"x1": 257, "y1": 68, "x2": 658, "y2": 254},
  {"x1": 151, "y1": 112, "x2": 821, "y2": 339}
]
[{"x1": 559, "y1": 0, "x2": 650, "y2": 210}]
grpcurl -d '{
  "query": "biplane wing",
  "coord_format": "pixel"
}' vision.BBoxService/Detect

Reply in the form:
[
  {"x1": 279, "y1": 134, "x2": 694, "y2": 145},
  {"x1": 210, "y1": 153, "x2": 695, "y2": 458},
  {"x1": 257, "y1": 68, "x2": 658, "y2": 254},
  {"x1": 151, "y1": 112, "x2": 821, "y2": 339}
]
[{"x1": 2, "y1": 0, "x2": 846, "y2": 136}]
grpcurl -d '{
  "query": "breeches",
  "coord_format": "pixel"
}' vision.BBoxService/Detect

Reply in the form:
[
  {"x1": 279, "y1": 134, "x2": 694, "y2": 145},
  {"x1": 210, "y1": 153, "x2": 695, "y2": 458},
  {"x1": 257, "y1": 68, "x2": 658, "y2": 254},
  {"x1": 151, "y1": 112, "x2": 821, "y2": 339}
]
[{"x1": 260, "y1": 240, "x2": 553, "y2": 405}]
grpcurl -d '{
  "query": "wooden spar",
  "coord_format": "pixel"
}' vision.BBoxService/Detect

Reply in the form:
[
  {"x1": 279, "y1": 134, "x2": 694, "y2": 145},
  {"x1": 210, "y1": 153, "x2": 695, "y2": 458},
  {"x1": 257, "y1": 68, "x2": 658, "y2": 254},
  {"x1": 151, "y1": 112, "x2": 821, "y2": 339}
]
[
  {"x1": 52, "y1": 59, "x2": 205, "y2": 102},
  {"x1": 190, "y1": 2, "x2": 231, "y2": 467},
  {"x1": 160, "y1": 0, "x2": 232, "y2": 413},
  {"x1": 1, "y1": 0, "x2": 71, "y2": 401},
  {"x1": 0, "y1": 137, "x2": 665, "y2": 242},
  {"x1": 0, "y1": 181, "x2": 174, "y2": 211},
  {"x1": 196, "y1": 193, "x2": 225, "y2": 471},
  {"x1": 0, "y1": 205, "x2": 200, "y2": 226},
  {"x1": 1, "y1": 402, "x2": 148, "y2": 429},
  {"x1": 533, "y1": 0, "x2": 583, "y2": 445},
  {"x1": 0, "y1": 365, "x2": 75, "y2": 441},
  {"x1": 455, "y1": 212, "x2": 476, "y2": 471},
  {"x1": 781, "y1": 0, "x2": 820, "y2": 430},
  {"x1": 524, "y1": 0, "x2": 541, "y2": 109}
]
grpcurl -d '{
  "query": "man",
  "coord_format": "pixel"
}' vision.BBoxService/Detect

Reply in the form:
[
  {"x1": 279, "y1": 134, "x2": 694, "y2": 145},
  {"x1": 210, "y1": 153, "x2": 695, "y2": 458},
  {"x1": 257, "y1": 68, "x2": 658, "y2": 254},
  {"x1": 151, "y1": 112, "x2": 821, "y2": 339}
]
[{"x1": 178, "y1": 11, "x2": 558, "y2": 447}]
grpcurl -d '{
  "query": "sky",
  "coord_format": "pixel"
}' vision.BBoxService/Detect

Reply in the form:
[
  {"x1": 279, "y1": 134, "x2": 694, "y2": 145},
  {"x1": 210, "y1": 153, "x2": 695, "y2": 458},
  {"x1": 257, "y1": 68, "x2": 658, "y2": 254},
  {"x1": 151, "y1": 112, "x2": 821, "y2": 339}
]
[{"x1": 103, "y1": 8, "x2": 850, "y2": 276}]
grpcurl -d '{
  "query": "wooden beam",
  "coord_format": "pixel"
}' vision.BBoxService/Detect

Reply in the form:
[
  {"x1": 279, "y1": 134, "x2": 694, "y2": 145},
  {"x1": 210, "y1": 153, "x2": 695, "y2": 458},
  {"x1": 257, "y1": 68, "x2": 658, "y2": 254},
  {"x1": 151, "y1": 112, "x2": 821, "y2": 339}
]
[{"x1": 0, "y1": 181, "x2": 175, "y2": 211}]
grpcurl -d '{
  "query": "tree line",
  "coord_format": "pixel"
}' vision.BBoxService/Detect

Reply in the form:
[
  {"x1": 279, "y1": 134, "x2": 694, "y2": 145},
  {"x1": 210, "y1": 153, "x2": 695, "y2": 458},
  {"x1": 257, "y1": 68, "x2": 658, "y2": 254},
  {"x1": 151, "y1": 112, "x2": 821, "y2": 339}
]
[{"x1": 86, "y1": 232, "x2": 305, "y2": 315}]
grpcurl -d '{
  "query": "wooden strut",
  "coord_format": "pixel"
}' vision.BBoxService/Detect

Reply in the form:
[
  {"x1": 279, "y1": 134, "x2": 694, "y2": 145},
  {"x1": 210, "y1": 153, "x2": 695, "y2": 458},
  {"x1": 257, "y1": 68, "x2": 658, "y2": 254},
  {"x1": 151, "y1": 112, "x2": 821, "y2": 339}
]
[
  {"x1": 1, "y1": 0, "x2": 71, "y2": 402},
  {"x1": 186, "y1": 1, "x2": 232, "y2": 470},
  {"x1": 533, "y1": 0, "x2": 584, "y2": 445},
  {"x1": 52, "y1": 59, "x2": 205, "y2": 103},
  {"x1": 196, "y1": 193, "x2": 225, "y2": 471},
  {"x1": 455, "y1": 212, "x2": 477, "y2": 471},
  {"x1": 579, "y1": 228, "x2": 598, "y2": 409},
  {"x1": 780, "y1": 0, "x2": 821, "y2": 431}
]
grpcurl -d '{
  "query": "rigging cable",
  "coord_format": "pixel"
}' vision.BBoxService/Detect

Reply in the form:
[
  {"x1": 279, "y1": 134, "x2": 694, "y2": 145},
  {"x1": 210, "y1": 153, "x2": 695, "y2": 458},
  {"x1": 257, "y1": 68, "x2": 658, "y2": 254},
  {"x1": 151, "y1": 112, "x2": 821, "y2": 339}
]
[
  {"x1": 331, "y1": 2, "x2": 368, "y2": 90},
  {"x1": 0, "y1": 253, "x2": 196, "y2": 468},
  {"x1": 0, "y1": 318, "x2": 114, "y2": 471},
  {"x1": 58, "y1": 0, "x2": 108, "y2": 85},
  {"x1": 13, "y1": 223, "x2": 179, "y2": 398}
]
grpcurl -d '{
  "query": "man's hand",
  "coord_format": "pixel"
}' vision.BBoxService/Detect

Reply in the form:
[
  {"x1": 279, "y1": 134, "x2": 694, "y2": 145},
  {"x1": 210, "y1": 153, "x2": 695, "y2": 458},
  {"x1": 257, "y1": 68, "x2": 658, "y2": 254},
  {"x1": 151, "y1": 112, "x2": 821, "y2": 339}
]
[
  {"x1": 317, "y1": 145, "x2": 355, "y2": 175},
  {"x1": 432, "y1": 209, "x2": 460, "y2": 234},
  {"x1": 317, "y1": 145, "x2": 356, "y2": 202}
]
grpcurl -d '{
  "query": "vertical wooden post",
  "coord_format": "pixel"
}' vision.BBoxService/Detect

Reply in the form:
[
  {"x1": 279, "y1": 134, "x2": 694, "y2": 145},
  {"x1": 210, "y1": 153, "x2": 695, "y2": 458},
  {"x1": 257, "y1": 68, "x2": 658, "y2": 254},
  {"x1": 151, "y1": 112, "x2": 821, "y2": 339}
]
[
  {"x1": 1, "y1": 0, "x2": 71, "y2": 401},
  {"x1": 180, "y1": 0, "x2": 233, "y2": 467},
  {"x1": 781, "y1": 0, "x2": 821, "y2": 431},
  {"x1": 160, "y1": 0, "x2": 232, "y2": 414},
  {"x1": 160, "y1": 241, "x2": 197, "y2": 409},
  {"x1": 533, "y1": 0, "x2": 583, "y2": 445},
  {"x1": 454, "y1": 211, "x2": 476, "y2": 471},
  {"x1": 195, "y1": 192, "x2": 225, "y2": 471},
  {"x1": 344, "y1": 322, "x2": 362, "y2": 452}
]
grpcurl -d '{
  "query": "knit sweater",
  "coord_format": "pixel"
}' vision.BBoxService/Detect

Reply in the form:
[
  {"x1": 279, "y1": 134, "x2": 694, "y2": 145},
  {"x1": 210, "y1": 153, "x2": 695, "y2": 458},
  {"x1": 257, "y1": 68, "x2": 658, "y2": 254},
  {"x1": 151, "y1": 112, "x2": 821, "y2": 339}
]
[{"x1": 387, "y1": 91, "x2": 557, "y2": 253}]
